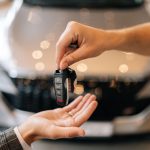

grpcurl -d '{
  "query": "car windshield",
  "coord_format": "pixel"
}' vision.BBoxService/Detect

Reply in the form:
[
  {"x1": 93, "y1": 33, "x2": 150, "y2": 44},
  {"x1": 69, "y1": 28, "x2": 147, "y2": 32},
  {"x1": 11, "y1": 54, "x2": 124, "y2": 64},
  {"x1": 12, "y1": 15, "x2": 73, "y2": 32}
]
[{"x1": 24, "y1": 0, "x2": 144, "y2": 7}]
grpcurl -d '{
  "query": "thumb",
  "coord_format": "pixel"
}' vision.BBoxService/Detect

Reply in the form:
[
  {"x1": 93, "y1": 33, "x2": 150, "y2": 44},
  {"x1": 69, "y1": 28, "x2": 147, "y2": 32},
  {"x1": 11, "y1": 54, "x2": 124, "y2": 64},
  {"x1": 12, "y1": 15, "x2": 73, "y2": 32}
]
[
  {"x1": 51, "y1": 126, "x2": 85, "y2": 139},
  {"x1": 59, "y1": 46, "x2": 86, "y2": 70}
]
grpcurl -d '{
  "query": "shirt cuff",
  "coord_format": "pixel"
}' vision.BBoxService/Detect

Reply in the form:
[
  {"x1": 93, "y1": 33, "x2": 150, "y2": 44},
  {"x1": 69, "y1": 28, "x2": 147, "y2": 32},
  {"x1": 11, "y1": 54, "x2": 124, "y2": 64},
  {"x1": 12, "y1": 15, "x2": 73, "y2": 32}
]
[{"x1": 14, "y1": 127, "x2": 32, "y2": 150}]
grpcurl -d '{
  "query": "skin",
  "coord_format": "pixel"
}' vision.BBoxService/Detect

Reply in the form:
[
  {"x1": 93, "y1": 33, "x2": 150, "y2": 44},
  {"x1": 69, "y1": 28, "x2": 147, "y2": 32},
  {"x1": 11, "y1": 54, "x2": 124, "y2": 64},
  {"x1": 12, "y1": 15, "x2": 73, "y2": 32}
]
[
  {"x1": 56, "y1": 21, "x2": 150, "y2": 70},
  {"x1": 18, "y1": 94, "x2": 98, "y2": 145},
  {"x1": 18, "y1": 21, "x2": 150, "y2": 145}
]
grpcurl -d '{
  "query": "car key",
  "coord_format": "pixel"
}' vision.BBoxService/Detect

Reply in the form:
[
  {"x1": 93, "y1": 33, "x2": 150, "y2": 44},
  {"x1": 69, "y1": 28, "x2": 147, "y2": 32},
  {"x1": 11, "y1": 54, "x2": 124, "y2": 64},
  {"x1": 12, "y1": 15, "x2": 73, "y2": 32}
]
[{"x1": 54, "y1": 67, "x2": 77, "y2": 107}]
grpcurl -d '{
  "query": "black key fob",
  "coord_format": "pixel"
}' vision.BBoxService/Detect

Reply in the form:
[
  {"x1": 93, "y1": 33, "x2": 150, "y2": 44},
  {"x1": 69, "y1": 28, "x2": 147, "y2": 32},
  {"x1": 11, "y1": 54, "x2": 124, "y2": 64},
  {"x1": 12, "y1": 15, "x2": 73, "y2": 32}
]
[{"x1": 54, "y1": 68, "x2": 77, "y2": 107}]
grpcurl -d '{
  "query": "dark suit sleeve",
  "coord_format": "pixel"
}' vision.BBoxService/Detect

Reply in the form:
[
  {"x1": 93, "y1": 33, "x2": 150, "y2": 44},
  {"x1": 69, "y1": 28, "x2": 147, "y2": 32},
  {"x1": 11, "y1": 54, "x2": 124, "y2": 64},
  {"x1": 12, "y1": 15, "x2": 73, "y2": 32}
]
[{"x1": 0, "y1": 128, "x2": 23, "y2": 150}]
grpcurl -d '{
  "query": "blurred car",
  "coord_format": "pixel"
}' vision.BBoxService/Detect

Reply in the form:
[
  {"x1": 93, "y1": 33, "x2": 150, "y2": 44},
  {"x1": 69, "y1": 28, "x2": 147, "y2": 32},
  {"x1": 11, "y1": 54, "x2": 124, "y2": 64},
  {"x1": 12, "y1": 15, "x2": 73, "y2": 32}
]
[{"x1": 0, "y1": 0, "x2": 150, "y2": 137}]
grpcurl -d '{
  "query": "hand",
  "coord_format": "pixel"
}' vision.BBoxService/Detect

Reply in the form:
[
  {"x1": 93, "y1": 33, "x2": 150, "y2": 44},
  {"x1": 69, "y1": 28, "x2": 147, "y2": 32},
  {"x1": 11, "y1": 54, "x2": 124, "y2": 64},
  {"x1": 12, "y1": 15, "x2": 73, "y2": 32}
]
[
  {"x1": 18, "y1": 94, "x2": 98, "y2": 145},
  {"x1": 56, "y1": 21, "x2": 114, "y2": 70}
]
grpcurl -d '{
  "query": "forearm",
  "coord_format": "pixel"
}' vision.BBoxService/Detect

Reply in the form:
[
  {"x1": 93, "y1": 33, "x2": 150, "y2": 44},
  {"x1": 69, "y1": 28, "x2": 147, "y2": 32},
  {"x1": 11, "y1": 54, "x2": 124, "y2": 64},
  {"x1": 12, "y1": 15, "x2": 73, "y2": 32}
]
[{"x1": 105, "y1": 23, "x2": 150, "y2": 55}]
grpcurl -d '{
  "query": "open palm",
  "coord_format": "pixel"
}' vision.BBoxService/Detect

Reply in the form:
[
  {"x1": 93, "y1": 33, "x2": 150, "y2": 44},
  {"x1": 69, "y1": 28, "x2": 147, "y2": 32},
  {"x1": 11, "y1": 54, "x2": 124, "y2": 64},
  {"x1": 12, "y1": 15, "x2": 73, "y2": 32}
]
[{"x1": 19, "y1": 94, "x2": 97, "y2": 144}]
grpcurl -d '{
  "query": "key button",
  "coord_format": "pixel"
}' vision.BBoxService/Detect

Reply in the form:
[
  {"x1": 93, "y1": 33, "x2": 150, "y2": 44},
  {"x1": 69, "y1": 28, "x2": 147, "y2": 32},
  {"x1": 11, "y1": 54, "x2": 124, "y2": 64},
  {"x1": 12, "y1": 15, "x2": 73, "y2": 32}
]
[
  {"x1": 55, "y1": 83, "x2": 62, "y2": 89},
  {"x1": 55, "y1": 77, "x2": 62, "y2": 83},
  {"x1": 56, "y1": 90, "x2": 62, "y2": 96}
]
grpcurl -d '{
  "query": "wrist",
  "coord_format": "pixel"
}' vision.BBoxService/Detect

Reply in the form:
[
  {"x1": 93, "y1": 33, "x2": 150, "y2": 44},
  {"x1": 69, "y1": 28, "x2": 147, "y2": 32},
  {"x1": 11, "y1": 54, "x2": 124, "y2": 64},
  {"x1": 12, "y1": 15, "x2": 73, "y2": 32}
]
[
  {"x1": 18, "y1": 122, "x2": 36, "y2": 145},
  {"x1": 104, "y1": 29, "x2": 127, "y2": 51}
]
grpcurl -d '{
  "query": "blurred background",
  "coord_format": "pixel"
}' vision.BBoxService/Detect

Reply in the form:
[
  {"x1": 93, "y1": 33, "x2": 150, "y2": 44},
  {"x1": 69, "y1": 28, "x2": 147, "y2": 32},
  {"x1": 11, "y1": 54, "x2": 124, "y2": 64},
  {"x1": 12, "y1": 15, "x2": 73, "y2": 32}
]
[{"x1": 0, "y1": 0, "x2": 150, "y2": 149}]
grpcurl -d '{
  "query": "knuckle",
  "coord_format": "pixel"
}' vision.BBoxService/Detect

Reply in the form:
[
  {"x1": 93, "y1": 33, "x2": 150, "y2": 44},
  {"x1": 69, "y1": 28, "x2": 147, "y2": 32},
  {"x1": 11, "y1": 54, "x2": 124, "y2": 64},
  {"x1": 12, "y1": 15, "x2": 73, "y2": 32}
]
[{"x1": 67, "y1": 21, "x2": 78, "y2": 29}]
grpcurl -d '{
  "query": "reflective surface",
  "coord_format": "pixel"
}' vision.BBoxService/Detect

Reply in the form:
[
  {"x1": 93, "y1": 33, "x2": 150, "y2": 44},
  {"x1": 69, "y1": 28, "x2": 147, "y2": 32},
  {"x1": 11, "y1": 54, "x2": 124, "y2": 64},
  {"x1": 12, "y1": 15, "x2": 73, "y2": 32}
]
[
  {"x1": 24, "y1": 0, "x2": 144, "y2": 7},
  {"x1": 1, "y1": 0, "x2": 150, "y2": 78},
  {"x1": 0, "y1": 0, "x2": 150, "y2": 139},
  {"x1": 32, "y1": 136, "x2": 150, "y2": 150}
]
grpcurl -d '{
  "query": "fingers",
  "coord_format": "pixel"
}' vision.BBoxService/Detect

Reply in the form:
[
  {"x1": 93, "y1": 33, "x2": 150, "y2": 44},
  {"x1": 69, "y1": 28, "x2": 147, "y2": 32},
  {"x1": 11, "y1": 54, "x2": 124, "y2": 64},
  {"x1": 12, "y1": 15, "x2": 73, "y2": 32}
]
[
  {"x1": 74, "y1": 97, "x2": 98, "y2": 126},
  {"x1": 63, "y1": 95, "x2": 83, "y2": 112},
  {"x1": 31, "y1": 118, "x2": 85, "y2": 140},
  {"x1": 49, "y1": 126, "x2": 85, "y2": 139},
  {"x1": 56, "y1": 35, "x2": 72, "y2": 68},
  {"x1": 56, "y1": 21, "x2": 87, "y2": 70},
  {"x1": 56, "y1": 22, "x2": 76, "y2": 69},
  {"x1": 68, "y1": 93, "x2": 91, "y2": 116},
  {"x1": 74, "y1": 95, "x2": 96, "y2": 117},
  {"x1": 59, "y1": 46, "x2": 87, "y2": 70},
  {"x1": 64, "y1": 94, "x2": 98, "y2": 127}
]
